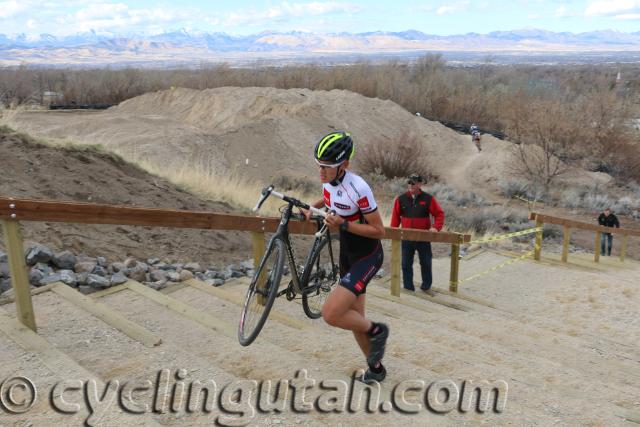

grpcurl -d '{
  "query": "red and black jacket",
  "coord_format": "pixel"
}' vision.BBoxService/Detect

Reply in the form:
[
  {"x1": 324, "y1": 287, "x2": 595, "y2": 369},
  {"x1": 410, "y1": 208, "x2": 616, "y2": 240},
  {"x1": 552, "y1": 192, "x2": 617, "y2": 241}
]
[{"x1": 390, "y1": 191, "x2": 445, "y2": 231}]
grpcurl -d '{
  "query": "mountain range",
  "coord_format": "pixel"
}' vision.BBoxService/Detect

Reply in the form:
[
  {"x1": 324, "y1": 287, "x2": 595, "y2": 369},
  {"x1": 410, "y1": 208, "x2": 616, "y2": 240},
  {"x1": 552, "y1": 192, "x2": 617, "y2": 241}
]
[{"x1": 2, "y1": 28, "x2": 640, "y2": 67}]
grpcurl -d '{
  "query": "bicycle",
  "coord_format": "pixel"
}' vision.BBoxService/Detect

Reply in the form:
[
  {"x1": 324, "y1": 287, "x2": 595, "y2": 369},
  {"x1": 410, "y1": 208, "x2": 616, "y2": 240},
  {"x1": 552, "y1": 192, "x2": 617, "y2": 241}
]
[{"x1": 238, "y1": 185, "x2": 340, "y2": 346}]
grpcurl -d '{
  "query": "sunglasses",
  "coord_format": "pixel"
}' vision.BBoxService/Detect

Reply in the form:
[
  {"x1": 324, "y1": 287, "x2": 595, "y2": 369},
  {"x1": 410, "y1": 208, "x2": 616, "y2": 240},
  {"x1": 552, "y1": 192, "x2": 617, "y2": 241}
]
[{"x1": 315, "y1": 159, "x2": 345, "y2": 169}]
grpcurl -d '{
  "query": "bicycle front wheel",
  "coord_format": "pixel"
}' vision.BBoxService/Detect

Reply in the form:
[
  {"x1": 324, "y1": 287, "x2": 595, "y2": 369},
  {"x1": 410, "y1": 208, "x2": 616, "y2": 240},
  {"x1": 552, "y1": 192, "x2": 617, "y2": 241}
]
[
  {"x1": 238, "y1": 238, "x2": 285, "y2": 346},
  {"x1": 301, "y1": 236, "x2": 339, "y2": 319}
]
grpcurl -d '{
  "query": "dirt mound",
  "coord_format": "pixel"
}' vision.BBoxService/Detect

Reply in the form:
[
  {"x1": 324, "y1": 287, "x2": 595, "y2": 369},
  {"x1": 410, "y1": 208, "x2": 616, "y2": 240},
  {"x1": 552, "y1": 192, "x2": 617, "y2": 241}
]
[
  {"x1": 4, "y1": 86, "x2": 604, "y2": 190},
  {"x1": 0, "y1": 131, "x2": 250, "y2": 265}
]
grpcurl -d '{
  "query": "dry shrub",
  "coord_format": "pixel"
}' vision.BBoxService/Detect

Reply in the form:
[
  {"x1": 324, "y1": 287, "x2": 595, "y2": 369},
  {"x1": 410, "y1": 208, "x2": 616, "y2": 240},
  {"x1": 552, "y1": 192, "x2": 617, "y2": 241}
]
[{"x1": 357, "y1": 131, "x2": 434, "y2": 181}]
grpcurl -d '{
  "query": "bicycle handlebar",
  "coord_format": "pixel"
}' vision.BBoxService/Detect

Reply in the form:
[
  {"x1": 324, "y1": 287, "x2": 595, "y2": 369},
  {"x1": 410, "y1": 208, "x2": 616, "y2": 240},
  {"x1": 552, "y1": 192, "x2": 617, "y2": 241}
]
[{"x1": 253, "y1": 185, "x2": 327, "y2": 218}]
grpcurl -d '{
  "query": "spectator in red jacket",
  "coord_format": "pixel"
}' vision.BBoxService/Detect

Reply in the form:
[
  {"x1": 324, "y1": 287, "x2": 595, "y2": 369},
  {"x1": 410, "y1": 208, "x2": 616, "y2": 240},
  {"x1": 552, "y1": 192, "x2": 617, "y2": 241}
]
[{"x1": 390, "y1": 173, "x2": 445, "y2": 292}]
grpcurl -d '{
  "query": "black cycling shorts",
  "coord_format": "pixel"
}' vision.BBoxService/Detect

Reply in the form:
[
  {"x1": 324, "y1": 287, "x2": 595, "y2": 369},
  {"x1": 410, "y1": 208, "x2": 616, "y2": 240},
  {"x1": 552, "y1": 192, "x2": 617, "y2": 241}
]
[{"x1": 339, "y1": 242, "x2": 384, "y2": 296}]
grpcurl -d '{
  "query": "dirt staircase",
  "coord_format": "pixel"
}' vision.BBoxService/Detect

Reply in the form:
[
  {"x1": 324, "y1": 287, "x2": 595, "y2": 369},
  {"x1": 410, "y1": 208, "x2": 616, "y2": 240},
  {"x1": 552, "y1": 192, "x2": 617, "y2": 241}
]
[{"x1": 1, "y1": 254, "x2": 640, "y2": 426}]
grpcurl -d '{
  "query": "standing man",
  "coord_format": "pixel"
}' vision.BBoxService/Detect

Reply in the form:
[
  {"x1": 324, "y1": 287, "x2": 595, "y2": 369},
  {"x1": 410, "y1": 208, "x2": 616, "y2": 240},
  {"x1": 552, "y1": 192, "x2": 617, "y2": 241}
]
[
  {"x1": 598, "y1": 208, "x2": 620, "y2": 256},
  {"x1": 390, "y1": 173, "x2": 445, "y2": 292}
]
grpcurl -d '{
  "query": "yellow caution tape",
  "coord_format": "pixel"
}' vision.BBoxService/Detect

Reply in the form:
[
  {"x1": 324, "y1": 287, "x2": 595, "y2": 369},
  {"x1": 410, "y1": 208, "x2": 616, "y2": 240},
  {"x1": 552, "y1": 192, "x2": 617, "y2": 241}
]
[
  {"x1": 459, "y1": 250, "x2": 535, "y2": 284},
  {"x1": 469, "y1": 227, "x2": 542, "y2": 245}
]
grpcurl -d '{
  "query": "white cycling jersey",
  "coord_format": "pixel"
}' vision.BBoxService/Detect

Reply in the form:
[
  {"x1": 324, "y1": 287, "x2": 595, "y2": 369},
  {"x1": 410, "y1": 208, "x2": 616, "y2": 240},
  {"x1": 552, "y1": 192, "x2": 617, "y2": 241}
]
[
  {"x1": 322, "y1": 170, "x2": 378, "y2": 221},
  {"x1": 322, "y1": 170, "x2": 379, "y2": 261}
]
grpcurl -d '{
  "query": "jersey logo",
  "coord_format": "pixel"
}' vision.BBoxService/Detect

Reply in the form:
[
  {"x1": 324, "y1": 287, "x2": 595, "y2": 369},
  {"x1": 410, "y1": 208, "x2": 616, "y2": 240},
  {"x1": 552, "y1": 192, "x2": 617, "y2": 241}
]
[
  {"x1": 354, "y1": 281, "x2": 364, "y2": 292},
  {"x1": 334, "y1": 202, "x2": 351, "y2": 210},
  {"x1": 323, "y1": 188, "x2": 331, "y2": 205},
  {"x1": 419, "y1": 201, "x2": 427, "y2": 205},
  {"x1": 337, "y1": 190, "x2": 343, "y2": 197},
  {"x1": 357, "y1": 196, "x2": 370, "y2": 210}
]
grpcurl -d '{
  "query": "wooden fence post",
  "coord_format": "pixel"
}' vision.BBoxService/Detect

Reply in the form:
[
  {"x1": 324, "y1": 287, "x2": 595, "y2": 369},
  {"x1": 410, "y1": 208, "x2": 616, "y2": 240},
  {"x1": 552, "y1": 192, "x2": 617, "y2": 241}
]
[
  {"x1": 534, "y1": 217, "x2": 543, "y2": 261},
  {"x1": 251, "y1": 231, "x2": 266, "y2": 305},
  {"x1": 594, "y1": 232, "x2": 601, "y2": 263},
  {"x1": 561, "y1": 225, "x2": 571, "y2": 263},
  {"x1": 1, "y1": 220, "x2": 36, "y2": 331},
  {"x1": 620, "y1": 235, "x2": 628, "y2": 263},
  {"x1": 449, "y1": 240, "x2": 460, "y2": 293},
  {"x1": 390, "y1": 239, "x2": 401, "y2": 297}
]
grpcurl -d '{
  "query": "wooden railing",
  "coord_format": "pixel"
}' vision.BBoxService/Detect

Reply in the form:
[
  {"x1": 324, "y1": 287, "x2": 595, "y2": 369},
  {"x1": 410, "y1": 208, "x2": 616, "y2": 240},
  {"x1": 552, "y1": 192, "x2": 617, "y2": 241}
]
[
  {"x1": 529, "y1": 212, "x2": 640, "y2": 263},
  {"x1": 0, "y1": 196, "x2": 470, "y2": 331}
]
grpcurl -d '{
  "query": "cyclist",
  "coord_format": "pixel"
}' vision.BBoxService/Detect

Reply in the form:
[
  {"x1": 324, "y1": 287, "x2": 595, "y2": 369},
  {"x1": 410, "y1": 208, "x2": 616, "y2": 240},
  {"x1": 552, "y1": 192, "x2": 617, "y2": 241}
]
[
  {"x1": 470, "y1": 124, "x2": 482, "y2": 152},
  {"x1": 472, "y1": 130, "x2": 482, "y2": 152},
  {"x1": 302, "y1": 131, "x2": 389, "y2": 384}
]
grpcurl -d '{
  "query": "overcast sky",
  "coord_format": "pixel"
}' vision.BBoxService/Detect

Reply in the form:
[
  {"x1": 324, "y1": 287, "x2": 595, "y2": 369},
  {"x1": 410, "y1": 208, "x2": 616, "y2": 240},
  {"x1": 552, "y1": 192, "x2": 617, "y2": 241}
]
[{"x1": 1, "y1": 0, "x2": 639, "y2": 38}]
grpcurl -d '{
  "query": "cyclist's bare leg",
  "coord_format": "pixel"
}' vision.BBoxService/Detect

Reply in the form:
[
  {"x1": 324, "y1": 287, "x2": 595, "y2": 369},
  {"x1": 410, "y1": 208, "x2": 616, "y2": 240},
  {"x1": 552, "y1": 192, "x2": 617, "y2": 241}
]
[
  {"x1": 322, "y1": 286, "x2": 372, "y2": 335},
  {"x1": 351, "y1": 294, "x2": 370, "y2": 357}
]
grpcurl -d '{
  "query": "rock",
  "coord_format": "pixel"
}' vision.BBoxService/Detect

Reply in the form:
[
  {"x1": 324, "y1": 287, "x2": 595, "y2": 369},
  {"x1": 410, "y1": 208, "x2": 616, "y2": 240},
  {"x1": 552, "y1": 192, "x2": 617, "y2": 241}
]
[
  {"x1": 194, "y1": 272, "x2": 206, "y2": 281},
  {"x1": 97, "y1": 257, "x2": 108, "y2": 268},
  {"x1": 206, "y1": 278, "x2": 225, "y2": 287},
  {"x1": 0, "y1": 262, "x2": 10, "y2": 278},
  {"x1": 110, "y1": 262, "x2": 126, "y2": 273},
  {"x1": 0, "y1": 251, "x2": 6, "y2": 263},
  {"x1": 110, "y1": 272, "x2": 128, "y2": 286},
  {"x1": 183, "y1": 262, "x2": 203, "y2": 273},
  {"x1": 126, "y1": 264, "x2": 148, "y2": 282},
  {"x1": 149, "y1": 269, "x2": 168, "y2": 282},
  {"x1": 52, "y1": 251, "x2": 77, "y2": 270},
  {"x1": 29, "y1": 268, "x2": 44, "y2": 286},
  {"x1": 179, "y1": 270, "x2": 194, "y2": 281},
  {"x1": 86, "y1": 274, "x2": 110, "y2": 289},
  {"x1": 170, "y1": 263, "x2": 184, "y2": 271},
  {"x1": 91, "y1": 265, "x2": 108, "y2": 277},
  {"x1": 239, "y1": 259, "x2": 254, "y2": 271},
  {"x1": 25, "y1": 244, "x2": 54, "y2": 266},
  {"x1": 246, "y1": 269, "x2": 254, "y2": 277},
  {"x1": 40, "y1": 270, "x2": 77, "y2": 287},
  {"x1": 76, "y1": 256, "x2": 97, "y2": 264},
  {"x1": 157, "y1": 263, "x2": 175, "y2": 271},
  {"x1": 225, "y1": 267, "x2": 245, "y2": 279},
  {"x1": 166, "y1": 271, "x2": 181, "y2": 282},
  {"x1": 34, "y1": 263, "x2": 53, "y2": 275},
  {"x1": 374, "y1": 268, "x2": 385, "y2": 278},
  {"x1": 147, "y1": 258, "x2": 160, "y2": 265},
  {"x1": 124, "y1": 257, "x2": 139, "y2": 269},
  {"x1": 0, "y1": 278, "x2": 12, "y2": 293},
  {"x1": 74, "y1": 261, "x2": 97, "y2": 274},
  {"x1": 78, "y1": 285, "x2": 92, "y2": 295},
  {"x1": 76, "y1": 272, "x2": 90, "y2": 287},
  {"x1": 204, "y1": 270, "x2": 220, "y2": 280},
  {"x1": 147, "y1": 280, "x2": 168, "y2": 290}
]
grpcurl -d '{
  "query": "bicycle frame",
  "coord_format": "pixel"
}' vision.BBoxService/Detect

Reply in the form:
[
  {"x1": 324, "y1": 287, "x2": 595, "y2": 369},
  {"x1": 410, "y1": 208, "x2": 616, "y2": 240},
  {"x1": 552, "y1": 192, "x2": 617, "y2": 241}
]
[{"x1": 269, "y1": 202, "x2": 336, "y2": 298}]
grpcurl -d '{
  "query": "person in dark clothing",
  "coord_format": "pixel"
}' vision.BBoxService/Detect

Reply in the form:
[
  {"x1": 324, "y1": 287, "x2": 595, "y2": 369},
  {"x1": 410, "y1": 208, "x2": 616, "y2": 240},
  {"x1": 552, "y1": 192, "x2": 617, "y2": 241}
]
[
  {"x1": 598, "y1": 208, "x2": 620, "y2": 256},
  {"x1": 390, "y1": 173, "x2": 445, "y2": 292}
]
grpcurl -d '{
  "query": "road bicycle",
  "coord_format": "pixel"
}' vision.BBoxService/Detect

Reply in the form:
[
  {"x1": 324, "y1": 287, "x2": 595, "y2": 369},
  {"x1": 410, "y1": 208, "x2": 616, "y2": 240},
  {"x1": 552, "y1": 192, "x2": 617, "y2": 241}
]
[{"x1": 238, "y1": 186, "x2": 339, "y2": 346}]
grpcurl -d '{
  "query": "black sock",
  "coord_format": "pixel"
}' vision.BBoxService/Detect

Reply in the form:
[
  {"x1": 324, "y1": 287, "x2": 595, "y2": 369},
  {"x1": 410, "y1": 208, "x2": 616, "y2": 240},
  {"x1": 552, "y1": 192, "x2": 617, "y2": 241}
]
[
  {"x1": 367, "y1": 322, "x2": 382, "y2": 337},
  {"x1": 369, "y1": 361, "x2": 384, "y2": 373}
]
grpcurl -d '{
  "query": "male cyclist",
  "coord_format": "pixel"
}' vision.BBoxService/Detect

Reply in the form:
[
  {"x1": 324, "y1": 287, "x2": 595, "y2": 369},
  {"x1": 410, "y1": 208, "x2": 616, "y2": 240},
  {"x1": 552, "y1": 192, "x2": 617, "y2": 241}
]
[
  {"x1": 470, "y1": 124, "x2": 482, "y2": 152},
  {"x1": 302, "y1": 131, "x2": 389, "y2": 384}
]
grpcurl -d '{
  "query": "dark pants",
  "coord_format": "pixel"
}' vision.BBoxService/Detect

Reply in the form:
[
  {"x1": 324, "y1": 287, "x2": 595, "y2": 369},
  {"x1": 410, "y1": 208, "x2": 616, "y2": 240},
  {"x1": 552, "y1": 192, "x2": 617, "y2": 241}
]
[
  {"x1": 401, "y1": 240, "x2": 432, "y2": 291},
  {"x1": 601, "y1": 233, "x2": 613, "y2": 256}
]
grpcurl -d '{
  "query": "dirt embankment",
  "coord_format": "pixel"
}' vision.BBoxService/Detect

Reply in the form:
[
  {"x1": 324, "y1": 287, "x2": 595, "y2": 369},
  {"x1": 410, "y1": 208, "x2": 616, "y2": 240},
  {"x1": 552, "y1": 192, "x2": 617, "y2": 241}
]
[
  {"x1": 0, "y1": 131, "x2": 250, "y2": 266},
  {"x1": 2, "y1": 86, "x2": 610, "y2": 190}
]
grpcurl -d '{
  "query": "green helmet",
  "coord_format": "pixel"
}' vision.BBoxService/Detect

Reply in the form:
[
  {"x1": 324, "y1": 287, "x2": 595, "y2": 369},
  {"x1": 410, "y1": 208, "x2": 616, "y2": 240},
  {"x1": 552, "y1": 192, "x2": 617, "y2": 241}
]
[{"x1": 314, "y1": 131, "x2": 354, "y2": 164}]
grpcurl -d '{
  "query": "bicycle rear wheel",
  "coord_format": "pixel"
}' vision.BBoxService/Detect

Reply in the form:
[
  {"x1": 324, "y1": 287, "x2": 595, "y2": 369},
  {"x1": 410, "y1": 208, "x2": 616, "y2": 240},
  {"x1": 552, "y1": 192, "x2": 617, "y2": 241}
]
[
  {"x1": 238, "y1": 238, "x2": 285, "y2": 346},
  {"x1": 301, "y1": 236, "x2": 339, "y2": 319}
]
